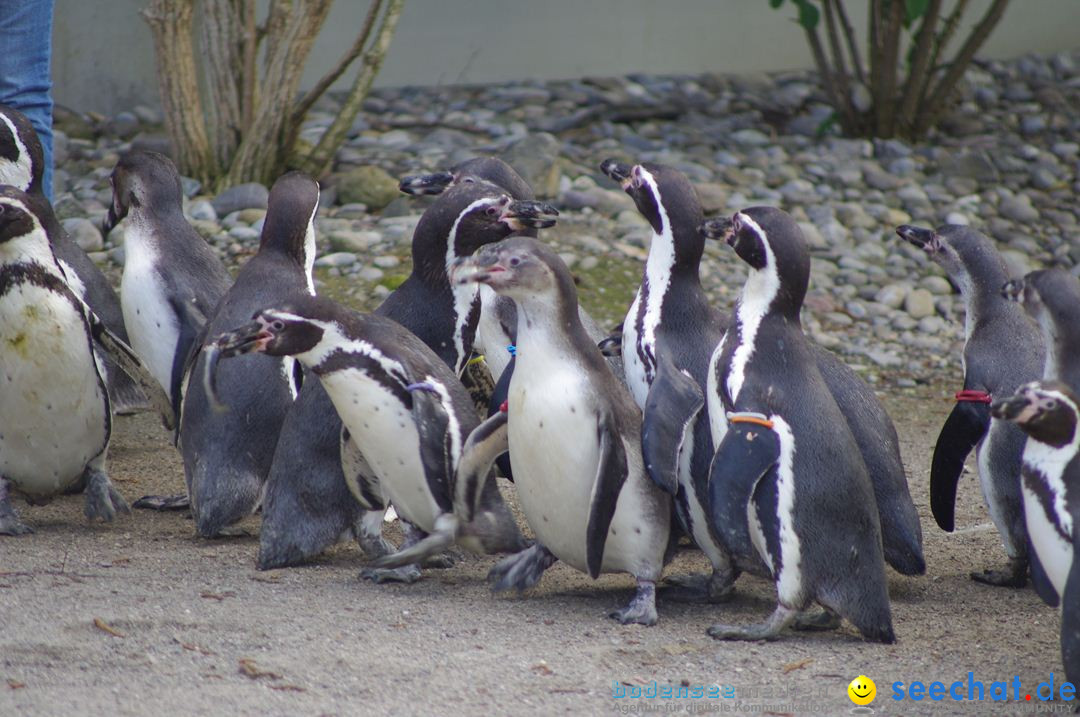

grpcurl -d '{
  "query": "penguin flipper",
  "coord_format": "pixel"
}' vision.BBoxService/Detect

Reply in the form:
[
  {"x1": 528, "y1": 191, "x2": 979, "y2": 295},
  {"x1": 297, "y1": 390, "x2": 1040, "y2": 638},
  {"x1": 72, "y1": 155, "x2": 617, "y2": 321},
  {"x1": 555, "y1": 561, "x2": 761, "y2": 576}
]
[
  {"x1": 487, "y1": 357, "x2": 515, "y2": 482},
  {"x1": 456, "y1": 411, "x2": 508, "y2": 523},
  {"x1": 585, "y1": 412, "x2": 630, "y2": 579},
  {"x1": 1027, "y1": 535, "x2": 1060, "y2": 608},
  {"x1": 339, "y1": 426, "x2": 385, "y2": 511},
  {"x1": 86, "y1": 308, "x2": 176, "y2": 430},
  {"x1": 642, "y1": 354, "x2": 704, "y2": 494},
  {"x1": 707, "y1": 423, "x2": 780, "y2": 566},
  {"x1": 168, "y1": 295, "x2": 208, "y2": 415},
  {"x1": 408, "y1": 381, "x2": 455, "y2": 515},
  {"x1": 930, "y1": 400, "x2": 990, "y2": 532}
]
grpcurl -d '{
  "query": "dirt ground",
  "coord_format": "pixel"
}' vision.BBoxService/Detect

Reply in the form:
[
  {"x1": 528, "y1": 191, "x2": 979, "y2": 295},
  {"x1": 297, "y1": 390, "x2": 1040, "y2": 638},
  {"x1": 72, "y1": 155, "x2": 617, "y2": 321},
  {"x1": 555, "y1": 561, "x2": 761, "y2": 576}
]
[{"x1": 0, "y1": 385, "x2": 1071, "y2": 716}]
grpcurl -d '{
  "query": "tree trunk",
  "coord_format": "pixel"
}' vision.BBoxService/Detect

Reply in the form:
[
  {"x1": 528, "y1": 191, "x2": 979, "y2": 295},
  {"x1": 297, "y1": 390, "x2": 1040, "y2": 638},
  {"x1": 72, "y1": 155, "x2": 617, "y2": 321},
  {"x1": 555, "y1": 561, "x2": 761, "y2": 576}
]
[
  {"x1": 200, "y1": 0, "x2": 245, "y2": 168},
  {"x1": 225, "y1": 0, "x2": 332, "y2": 188},
  {"x1": 142, "y1": 0, "x2": 218, "y2": 184},
  {"x1": 300, "y1": 0, "x2": 405, "y2": 177}
]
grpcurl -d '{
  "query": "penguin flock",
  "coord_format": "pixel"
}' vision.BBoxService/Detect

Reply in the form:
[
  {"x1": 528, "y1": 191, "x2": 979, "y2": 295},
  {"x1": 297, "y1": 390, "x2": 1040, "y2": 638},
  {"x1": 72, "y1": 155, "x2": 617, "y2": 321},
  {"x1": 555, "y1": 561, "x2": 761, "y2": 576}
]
[{"x1": 1, "y1": 101, "x2": 1078, "y2": 684}]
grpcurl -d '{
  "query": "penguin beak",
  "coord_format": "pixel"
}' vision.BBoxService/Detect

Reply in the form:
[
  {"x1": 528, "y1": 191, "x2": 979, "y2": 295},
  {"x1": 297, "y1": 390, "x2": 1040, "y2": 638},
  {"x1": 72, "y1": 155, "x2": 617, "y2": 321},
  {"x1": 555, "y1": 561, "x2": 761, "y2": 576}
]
[
  {"x1": 452, "y1": 253, "x2": 505, "y2": 286},
  {"x1": 699, "y1": 217, "x2": 735, "y2": 244},
  {"x1": 212, "y1": 320, "x2": 274, "y2": 357},
  {"x1": 600, "y1": 158, "x2": 634, "y2": 188},
  {"x1": 398, "y1": 170, "x2": 455, "y2": 196},
  {"x1": 501, "y1": 199, "x2": 559, "y2": 231},
  {"x1": 896, "y1": 225, "x2": 940, "y2": 254},
  {"x1": 102, "y1": 186, "x2": 127, "y2": 236},
  {"x1": 991, "y1": 391, "x2": 1037, "y2": 423}
]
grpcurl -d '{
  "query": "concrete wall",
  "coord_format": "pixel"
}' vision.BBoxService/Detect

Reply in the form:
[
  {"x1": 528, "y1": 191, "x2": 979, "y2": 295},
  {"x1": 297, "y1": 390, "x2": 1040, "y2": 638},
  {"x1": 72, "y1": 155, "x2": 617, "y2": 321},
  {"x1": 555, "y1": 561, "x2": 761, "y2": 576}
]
[{"x1": 53, "y1": 0, "x2": 1080, "y2": 115}]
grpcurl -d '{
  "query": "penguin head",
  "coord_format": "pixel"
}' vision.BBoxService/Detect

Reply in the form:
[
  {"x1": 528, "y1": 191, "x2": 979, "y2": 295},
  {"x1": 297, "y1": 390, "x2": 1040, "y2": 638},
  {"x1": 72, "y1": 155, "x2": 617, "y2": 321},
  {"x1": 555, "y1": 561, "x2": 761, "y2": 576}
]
[
  {"x1": 992, "y1": 381, "x2": 1080, "y2": 448},
  {"x1": 897, "y1": 224, "x2": 1009, "y2": 290},
  {"x1": 259, "y1": 172, "x2": 320, "y2": 268},
  {"x1": 105, "y1": 150, "x2": 185, "y2": 233},
  {"x1": 1005, "y1": 268, "x2": 1080, "y2": 334},
  {"x1": 0, "y1": 186, "x2": 45, "y2": 246},
  {"x1": 426, "y1": 182, "x2": 556, "y2": 274},
  {"x1": 215, "y1": 299, "x2": 329, "y2": 359},
  {"x1": 453, "y1": 236, "x2": 576, "y2": 306},
  {"x1": 399, "y1": 157, "x2": 534, "y2": 200},
  {"x1": 0, "y1": 105, "x2": 43, "y2": 195},
  {"x1": 601, "y1": 159, "x2": 704, "y2": 261},
  {"x1": 702, "y1": 206, "x2": 809, "y2": 317}
]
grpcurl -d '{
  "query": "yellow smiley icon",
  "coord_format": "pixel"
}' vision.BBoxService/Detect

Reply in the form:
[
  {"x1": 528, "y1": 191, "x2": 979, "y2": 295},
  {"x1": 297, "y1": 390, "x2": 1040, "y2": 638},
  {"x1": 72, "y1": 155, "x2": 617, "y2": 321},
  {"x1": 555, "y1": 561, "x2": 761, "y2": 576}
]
[{"x1": 848, "y1": 675, "x2": 876, "y2": 706}]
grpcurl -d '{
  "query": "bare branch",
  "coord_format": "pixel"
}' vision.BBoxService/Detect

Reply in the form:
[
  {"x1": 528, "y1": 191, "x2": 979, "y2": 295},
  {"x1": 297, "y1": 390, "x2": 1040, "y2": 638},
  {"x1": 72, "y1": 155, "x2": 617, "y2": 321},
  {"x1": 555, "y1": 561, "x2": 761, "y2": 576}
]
[
  {"x1": 918, "y1": 0, "x2": 1010, "y2": 136},
  {"x1": 293, "y1": 0, "x2": 384, "y2": 126},
  {"x1": 897, "y1": 0, "x2": 943, "y2": 136},
  {"x1": 142, "y1": 0, "x2": 217, "y2": 184},
  {"x1": 873, "y1": 0, "x2": 904, "y2": 136},
  {"x1": 835, "y1": 0, "x2": 864, "y2": 84},
  {"x1": 300, "y1": 0, "x2": 405, "y2": 177},
  {"x1": 822, "y1": 0, "x2": 856, "y2": 129},
  {"x1": 240, "y1": 0, "x2": 257, "y2": 132}
]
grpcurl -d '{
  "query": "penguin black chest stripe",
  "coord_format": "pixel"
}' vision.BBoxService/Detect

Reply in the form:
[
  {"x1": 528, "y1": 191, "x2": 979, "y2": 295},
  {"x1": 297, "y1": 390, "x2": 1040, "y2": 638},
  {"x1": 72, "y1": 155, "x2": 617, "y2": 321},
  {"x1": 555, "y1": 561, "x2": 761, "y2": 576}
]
[
  {"x1": 1024, "y1": 466, "x2": 1073, "y2": 543},
  {"x1": 0, "y1": 261, "x2": 77, "y2": 303},
  {"x1": 315, "y1": 348, "x2": 413, "y2": 407},
  {"x1": 446, "y1": 198, "x2": 490, "y2": 374},
  {"x1": 727, "y1": 215, "x2": 780, "y2": 405}
]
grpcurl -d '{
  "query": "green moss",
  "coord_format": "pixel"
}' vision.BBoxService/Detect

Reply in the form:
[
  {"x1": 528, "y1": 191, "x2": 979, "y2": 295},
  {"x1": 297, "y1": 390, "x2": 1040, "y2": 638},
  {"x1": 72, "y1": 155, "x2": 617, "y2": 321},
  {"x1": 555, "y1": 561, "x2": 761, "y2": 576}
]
[{"x1": 573, "y1": 255, "x2": 641, "y2": 330}]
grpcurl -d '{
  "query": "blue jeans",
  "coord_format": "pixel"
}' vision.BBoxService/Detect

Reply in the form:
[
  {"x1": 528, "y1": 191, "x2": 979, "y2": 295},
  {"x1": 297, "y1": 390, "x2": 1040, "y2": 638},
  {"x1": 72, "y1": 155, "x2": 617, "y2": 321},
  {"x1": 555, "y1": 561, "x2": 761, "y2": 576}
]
[{"x1": 0, "y1": 0, "x2": 54, "y2": 201}]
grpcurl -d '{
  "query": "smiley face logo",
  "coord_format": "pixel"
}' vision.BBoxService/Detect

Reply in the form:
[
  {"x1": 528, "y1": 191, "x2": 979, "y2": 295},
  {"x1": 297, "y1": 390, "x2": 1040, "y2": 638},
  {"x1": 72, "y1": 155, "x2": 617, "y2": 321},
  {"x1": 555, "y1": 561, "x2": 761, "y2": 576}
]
[{"x1": 848, "y1": 675, "x2": 876, "y2": 705}]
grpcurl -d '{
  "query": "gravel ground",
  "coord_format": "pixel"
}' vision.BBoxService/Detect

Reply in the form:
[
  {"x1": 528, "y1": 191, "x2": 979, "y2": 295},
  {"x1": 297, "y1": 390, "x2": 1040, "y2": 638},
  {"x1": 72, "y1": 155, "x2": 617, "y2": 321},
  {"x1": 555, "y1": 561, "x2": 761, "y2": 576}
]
[{"x1": 0, "y1": 389, "x2": 1069, "y2": 716}]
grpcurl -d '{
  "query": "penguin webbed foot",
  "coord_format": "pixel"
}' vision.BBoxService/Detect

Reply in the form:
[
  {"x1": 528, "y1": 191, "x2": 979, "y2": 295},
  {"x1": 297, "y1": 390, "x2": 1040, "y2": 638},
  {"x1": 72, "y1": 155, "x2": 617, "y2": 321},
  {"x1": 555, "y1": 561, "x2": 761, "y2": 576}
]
[
  {"x1": 659, "y1": 569, "x2": 736, "y2": 604},
  {"x1": 360, "y1": 564, "x2": 422, "y2": 584},
  {"x1": 707, "y1": 604, "x2": 797, "y2": 642},
  {"x1": 609, "y1": 580, "x2": 658, "y2": 626},
  {"x1": 132, "y1": 493, "x2": 191, "y2": 511},
  {"x1": 792, "y1": 607, "x2": 842, "y2": 632},
  {"x1": 369, "y1": 516, "x2": 458, "y2": 570},
  {"x1": 488, "y1": 543, "x2": 557, "y2": 593},
  {"x1": 83, "y1": 468, "x2": 130, "y2": 523},
  {"x1": 970, "y1": 557, "x2": 1028, "y2": 588},
  {"x1": 0, "y1": 494, "x2": 33, "y2": 536}
]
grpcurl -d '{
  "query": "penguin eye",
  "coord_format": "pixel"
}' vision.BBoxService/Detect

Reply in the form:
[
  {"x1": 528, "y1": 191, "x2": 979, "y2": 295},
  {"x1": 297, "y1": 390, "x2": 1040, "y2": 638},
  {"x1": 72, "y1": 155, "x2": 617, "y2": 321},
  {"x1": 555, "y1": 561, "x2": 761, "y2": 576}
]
[
  {"x1": 462, "y1": 177, "x2": 475, "y2": 185},
  {"x1": 485, "y1": 206, "x2": 500, "y2": 217},
  {"x1": 509, "y1": 256, "x2": 521, "y2": 267},
  {"x1": 270, "y1": 320, "x2": 285, "y2": 331}
]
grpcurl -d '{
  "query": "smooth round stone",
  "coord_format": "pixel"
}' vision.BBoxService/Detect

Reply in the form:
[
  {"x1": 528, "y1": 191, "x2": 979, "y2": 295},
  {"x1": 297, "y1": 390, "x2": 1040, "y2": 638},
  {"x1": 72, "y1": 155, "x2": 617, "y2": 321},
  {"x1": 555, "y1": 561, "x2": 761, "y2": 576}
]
[
  {"x1": 921, "y1": 276, "x2": 953, "y2": 295},
  {"x1": 357, "y1": 266, "x2": 384, "y2": 282},
  {"x1": 999, "y1": 194, "x2": 1040, "y2": 222},
  {"x1": 944, "y1": 211, "x2": 970, "y2": 225},
  {"x1": 315, "y1": 252, "x2": 357, "y2": 268},
  {"x1": 904, "y1": 288, "x2": 936, "y2": 319},
  {"x1": 918, "y1": 316, "x2": 948, "y2": 334},
  {"x1": 373, "y1": 255, "x2": 401, "y2": 269},
  {"x1": 187, "y1": 199, "x2": 217, "y2": 222},
  {"x1": 62, "y1": 217, "x2": 104, "y2": 252},
  {"x1": 874, "y1": 283, "x2": 910, "y2": 309},
  {"x1": 228, "y1": 225, "x2": 260, "y2": 242}
]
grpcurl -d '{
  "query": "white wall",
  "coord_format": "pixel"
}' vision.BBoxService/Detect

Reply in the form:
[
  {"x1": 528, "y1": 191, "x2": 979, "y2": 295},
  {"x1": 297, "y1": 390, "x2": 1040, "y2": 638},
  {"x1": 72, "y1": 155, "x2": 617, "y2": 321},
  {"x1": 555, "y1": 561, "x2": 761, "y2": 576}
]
[{"x1": 53, "y1": 0, "x2": 1080, "y2": 115}]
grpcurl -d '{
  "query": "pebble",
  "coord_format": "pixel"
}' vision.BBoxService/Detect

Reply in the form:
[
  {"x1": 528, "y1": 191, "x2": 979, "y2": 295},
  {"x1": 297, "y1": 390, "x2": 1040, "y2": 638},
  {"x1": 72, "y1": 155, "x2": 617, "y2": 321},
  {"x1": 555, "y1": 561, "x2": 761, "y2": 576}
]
[
  {"x1": 62, "y1": 217, "x2": 104, "y2": 252},
  {"x1": 315, "y1": 252, "x2": 358, "y2": 268},
  {"x1": 904, "y1": 289, "x2": 936, "y2": 319},
  {"x1": 212, "y1": 183, "x2": 269, "y2": 216}
]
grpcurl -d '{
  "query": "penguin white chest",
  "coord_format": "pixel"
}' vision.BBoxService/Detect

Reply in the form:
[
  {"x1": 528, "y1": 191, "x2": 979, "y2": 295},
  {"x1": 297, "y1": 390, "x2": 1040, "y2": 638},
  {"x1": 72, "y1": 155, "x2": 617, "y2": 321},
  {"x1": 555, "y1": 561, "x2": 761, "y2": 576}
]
[
  {"x1": 120, "y1": 226, "x2": 180, "y2": 399},
  {"x1": 0, "y1": 282, "x2": 108, "y2": 494},
  {"x1": 508, "y1": 365, "x2": 600, "y2": 571},
  {"x1": 475, "y1": 286, "x2": 512, "y2": 379},
  {"x1": 320, "y1": 369, "x2": 442, "y2": 532},
  {"x1": 622, "y1": 291, "x2": 651, "y2": 408},
  {"x1": 1021, "y1": 444, "x2": 1076, "y2": 599}
]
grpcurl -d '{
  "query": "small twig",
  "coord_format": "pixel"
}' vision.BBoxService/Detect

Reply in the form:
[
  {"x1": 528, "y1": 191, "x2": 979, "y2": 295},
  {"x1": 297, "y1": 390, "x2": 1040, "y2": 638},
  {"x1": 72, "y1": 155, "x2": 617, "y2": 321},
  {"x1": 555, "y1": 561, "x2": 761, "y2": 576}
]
[
  {"x1": 898, "y1": 0, "x2": 943, "y2": 137},
  {"x1": 918, "y1": 0, "x2": 1010, "y2": 136},
  {"x1": 822, "y1": 0, "x2": 857, "y2": 130},
  {"x1": 292, "y1": 0, "x2": 383, "y2": 126},
  {"x1": 835, "y1": 0, "x2": 864, "y2": 84},
  {"x1": 93, "y1": 617, "x2": 125, "y2": 638}
]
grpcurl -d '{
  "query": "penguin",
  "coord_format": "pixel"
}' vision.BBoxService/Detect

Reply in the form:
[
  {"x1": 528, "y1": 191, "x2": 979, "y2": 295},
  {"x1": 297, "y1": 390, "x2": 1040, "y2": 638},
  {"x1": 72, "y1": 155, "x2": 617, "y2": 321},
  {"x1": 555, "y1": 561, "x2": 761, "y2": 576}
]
[
  {"x1": 0, "y1": 186, "x2": 172, "y2": 534},
  {"x1": 898, "y1": 223, "x2": 1042, "y2": 586},
  {"x1": 602, "y1": 159, "x2": 923, "y2": 604},
  {"x1": 1003, "y1": 268, "x2": 1080, "y2": 392},
  {"x1": 208, "y1": 293, "x2": 527, "y2": 566},
  {"x1": 257, "y1": 184, "x2": 552, "y2": 573},
  {"x1": 399, "y1": 157, "x2": 535, "y2": 200},
  {"x1": 454, "y1": 237, "x2": 672, "y2": 625},
  {"x1": 0, "y1": 103, "x2": 146, "y2": 414},
  {"x1": 178, "y1": 172, "x2": 318, "y2": 537},
  {"x1": 103, "y1": 150, "x2": 231, "y2": 412},
  {"x1": 703, "y1": 207, "x2": 894, "y2": 643},
  {"x1": 991, "y1": 381, "x2": 1080, "y2": 690}
]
